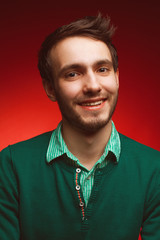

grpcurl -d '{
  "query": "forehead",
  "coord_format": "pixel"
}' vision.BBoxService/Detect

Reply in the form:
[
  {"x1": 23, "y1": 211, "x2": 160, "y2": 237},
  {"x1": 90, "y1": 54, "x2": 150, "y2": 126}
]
[{"x1": 49, "y1": 36, "x2": 112, "y2": 69}]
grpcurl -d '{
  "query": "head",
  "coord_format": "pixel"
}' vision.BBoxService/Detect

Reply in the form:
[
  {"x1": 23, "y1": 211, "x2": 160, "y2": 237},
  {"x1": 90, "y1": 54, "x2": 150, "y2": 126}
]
[
  {"x1": 38, "y1": 14, "x2": 119, "y2": 133},
  {"x1": 38, "y1": 13, "x2": 118, "y2": 84}
]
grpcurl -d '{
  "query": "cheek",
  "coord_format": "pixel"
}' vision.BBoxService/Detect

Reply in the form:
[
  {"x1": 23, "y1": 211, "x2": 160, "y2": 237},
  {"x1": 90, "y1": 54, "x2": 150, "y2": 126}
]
[
  {"x1": 58, "y1": 81, "x2": 82, "y2": 99},
  {"x1": 103, "y1": 80, "x2": 119, "y2": 94}
]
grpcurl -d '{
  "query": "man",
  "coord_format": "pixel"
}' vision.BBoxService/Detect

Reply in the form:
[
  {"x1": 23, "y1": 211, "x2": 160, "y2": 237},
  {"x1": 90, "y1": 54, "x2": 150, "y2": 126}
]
[{"x1": 0, "y1": 14, "x2": 160, "y2": 240}]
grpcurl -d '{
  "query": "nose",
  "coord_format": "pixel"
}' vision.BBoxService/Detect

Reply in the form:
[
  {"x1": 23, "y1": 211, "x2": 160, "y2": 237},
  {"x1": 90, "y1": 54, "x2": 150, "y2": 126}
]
[{"x1": 83, "y1": 71, "x2": 101, "y2": 95}]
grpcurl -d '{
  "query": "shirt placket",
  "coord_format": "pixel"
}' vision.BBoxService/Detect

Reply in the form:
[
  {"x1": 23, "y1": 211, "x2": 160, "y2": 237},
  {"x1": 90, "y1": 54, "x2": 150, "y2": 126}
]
[{"x1": 75, "y1": 167, "x2": 85, "y2": 220}]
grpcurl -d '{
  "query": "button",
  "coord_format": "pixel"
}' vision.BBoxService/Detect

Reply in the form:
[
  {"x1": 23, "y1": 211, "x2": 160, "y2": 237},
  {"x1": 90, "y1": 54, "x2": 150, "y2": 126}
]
[
  {"x1": 87, "y1": 175, "x2": 91, "y2": 180},
  {"x1": 76, "y1": 185, "x2": 80, "y2": 190},
  {"x1": 79, "y1": 201, "x2": 84, "y2": 207},
  {"x1": 76, "y1": 168, "x2": 81, "y2": 173}
]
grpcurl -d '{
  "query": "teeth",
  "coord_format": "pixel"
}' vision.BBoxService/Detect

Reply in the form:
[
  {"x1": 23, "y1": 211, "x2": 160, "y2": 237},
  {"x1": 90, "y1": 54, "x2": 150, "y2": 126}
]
[{"x1": 81, "y1": 100, "x2": 103, "y2": 106}]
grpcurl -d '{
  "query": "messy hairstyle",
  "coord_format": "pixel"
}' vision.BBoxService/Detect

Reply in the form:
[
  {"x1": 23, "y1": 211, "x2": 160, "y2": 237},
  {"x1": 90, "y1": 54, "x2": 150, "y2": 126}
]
[{"x1": 38, "y1": 13, "x2": 118, "y2": 83}]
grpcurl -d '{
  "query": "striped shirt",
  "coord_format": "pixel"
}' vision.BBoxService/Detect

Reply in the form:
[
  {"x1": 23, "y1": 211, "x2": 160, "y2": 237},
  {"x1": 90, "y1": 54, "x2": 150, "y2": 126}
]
[{"x1": 46, "y1": 121, "x2": 121, "y2": 205}]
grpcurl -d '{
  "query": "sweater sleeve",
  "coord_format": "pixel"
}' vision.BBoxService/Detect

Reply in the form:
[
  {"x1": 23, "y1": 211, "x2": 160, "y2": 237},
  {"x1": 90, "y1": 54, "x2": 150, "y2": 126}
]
[
  {"x1": 0, "y1": 147, "x2": 20, "y2": 240},
  {"x1": 141, "y1": 170, "x2": 160, "y2": 239}
]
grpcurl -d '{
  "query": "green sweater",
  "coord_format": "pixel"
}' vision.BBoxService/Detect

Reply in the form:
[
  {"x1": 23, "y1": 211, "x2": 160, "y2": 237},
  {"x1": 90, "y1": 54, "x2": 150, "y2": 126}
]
[{"x1": 0, "y1": 132, "x2": 160, "y2": 240}]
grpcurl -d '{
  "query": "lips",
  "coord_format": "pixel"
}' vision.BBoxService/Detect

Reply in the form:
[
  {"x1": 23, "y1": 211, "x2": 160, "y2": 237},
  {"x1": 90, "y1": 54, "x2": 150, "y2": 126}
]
[
  {"x1": 78, "y1": 98, "x2": 106, "y2": 105},
  {"x1": 78, "y1": 98, "x2": 107, "y2": 110},
  {"x1": 80, "y1": 100, "x2": 104, "y2": 106}
]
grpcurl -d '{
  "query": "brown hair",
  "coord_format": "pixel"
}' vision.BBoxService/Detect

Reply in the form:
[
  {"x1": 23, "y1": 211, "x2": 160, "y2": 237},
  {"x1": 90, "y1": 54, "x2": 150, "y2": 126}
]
[{"x1": 38, "y1": 13, "x2": 118, "y2": 83}]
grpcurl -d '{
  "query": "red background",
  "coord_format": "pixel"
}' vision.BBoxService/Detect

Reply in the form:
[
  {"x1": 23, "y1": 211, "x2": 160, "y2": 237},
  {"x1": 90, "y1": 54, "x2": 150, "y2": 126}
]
[
  {"x1": 0, "y1": 1, "x2": 160, "y2": 154},
  {"x1": 0, "y1": 1, "x2": 159, "y2": 238}
]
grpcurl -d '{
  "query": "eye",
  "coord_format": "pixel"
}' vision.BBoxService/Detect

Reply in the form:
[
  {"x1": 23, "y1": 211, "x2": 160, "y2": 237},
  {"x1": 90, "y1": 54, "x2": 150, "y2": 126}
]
[
  {"x1": 98, "y1": 67, "x2": 109, "y2": 73},
  {"x1": 65, "y1": 72, "x2": 79, "y2": 78}
]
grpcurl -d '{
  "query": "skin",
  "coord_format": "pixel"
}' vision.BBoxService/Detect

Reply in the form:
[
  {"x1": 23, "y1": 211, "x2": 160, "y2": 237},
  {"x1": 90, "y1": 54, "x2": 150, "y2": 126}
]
[{"x1": 43, "y1": 36, "x2": 119, "y2": 169}]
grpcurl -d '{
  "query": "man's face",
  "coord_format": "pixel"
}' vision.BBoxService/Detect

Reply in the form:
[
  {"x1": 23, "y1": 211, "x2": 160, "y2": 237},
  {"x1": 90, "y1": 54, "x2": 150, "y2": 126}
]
[{"x1": 48, "y1": 36, "x2": 119, "y2": 133}]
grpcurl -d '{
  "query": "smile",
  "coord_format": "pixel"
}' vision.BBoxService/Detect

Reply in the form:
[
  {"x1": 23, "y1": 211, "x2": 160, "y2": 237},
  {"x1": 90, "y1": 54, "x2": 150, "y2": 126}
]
[
  {"x1": 78, "y1": 99, "x2": 106, "y2": 110},
  {"x1": 80, "y1": 100, "x2": 104, "y2": 106}
]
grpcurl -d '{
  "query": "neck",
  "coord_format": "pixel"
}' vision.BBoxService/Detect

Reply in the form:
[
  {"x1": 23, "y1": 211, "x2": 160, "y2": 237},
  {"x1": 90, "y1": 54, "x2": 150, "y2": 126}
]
[{"x1": 61, "y1": 120, "x2": 112, "y2": 170}]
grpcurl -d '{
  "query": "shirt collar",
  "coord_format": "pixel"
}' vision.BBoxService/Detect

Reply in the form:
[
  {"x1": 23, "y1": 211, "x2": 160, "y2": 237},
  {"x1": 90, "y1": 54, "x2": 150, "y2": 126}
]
[{"x1": 46, "y1": 121, "x2": 121, "y2": 164}]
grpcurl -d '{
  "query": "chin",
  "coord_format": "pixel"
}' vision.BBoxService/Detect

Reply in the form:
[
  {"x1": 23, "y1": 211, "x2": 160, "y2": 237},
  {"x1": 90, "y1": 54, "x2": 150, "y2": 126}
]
[{"x1": 71, "y1": 116, "x2": 112, "y2": 134}]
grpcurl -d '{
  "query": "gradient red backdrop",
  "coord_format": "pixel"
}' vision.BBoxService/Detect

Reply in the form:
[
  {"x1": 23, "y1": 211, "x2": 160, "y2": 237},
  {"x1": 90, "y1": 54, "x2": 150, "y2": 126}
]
[
  {"x1": 1, "y1": 1, "x2": 160, "y2": 152},
  {"x1": 1, "y1": 1, "x2": 160, "y2": 239}
]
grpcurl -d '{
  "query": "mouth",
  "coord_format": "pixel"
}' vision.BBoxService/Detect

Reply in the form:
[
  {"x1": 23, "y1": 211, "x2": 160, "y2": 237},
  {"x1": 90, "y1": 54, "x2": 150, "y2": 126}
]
[
  {"x1": 78, "y1": 98, "x2": 107, "y2": 110},
  {"x1": 80, "y1": 100, "x2": 104, "y2": 106}
]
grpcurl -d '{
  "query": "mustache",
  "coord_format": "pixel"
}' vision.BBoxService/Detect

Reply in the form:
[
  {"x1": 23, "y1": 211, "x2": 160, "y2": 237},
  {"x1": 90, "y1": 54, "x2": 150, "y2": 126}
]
[{"x1": 75, "y1": 94, "x2": 109, "y2": 103}]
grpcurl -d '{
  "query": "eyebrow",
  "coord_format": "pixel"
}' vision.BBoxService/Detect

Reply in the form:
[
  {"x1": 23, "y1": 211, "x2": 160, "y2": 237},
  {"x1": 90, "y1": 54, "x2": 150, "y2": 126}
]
[
  {"x1": 58, "y1": 59, "x2": 113, "y2": 77},
  {"x1": 95, "y1": 59, "x2": 113, "y2": 68}
]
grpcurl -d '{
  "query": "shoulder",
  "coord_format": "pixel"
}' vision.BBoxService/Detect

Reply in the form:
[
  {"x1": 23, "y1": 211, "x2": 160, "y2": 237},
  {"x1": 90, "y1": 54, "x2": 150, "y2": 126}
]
[
  {"x1": 119, "y1": 133, "x2": 160, "y2": 168},
  {"x1": 0, "y1": 131, "x2": 53, "y2": 164},
  {"x1": 119, "y1": 133, "x2": 159, "y2": 155},
  {"x1": 12, "y1": 131, "x2": 52, "y2": 149}
]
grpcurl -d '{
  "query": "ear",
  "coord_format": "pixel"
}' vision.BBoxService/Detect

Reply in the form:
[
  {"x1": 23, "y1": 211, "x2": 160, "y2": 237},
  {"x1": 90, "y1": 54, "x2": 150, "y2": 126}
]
[
  {"x1": 115, "y1": 68, "x2": 119, "y2": 87},
  {"x1": 42, "y1": 79, "x2": 56, "y2": 102}
]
